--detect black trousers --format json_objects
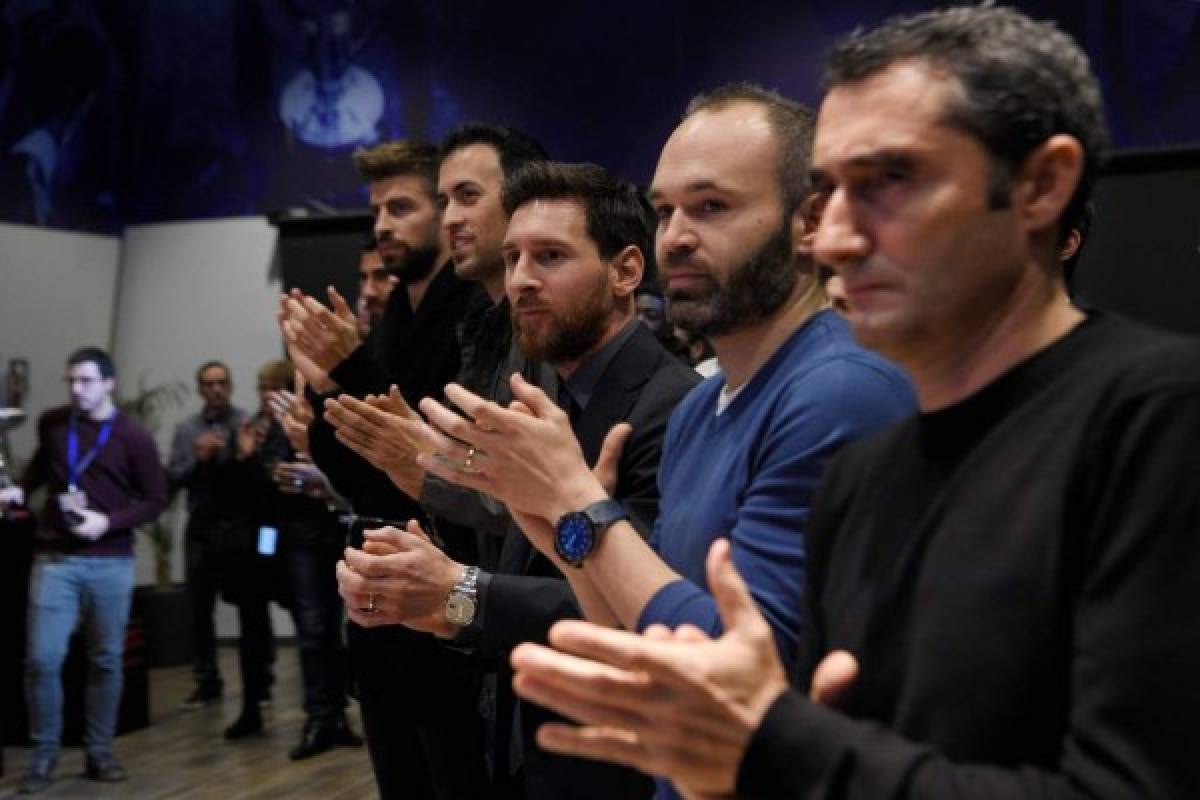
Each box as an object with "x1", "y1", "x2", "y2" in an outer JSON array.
[
  {"x1": 187, "y1": 521, "x2": 275, "y2": 694},
  {"x1": 185, "y1": 526, "x2": 224, "y2": 691},
  {"x1": 234, "y1": 597, "x2": 272, "y2": 710},
  {"x1": 349, "y1": 623, "x2": 490, "y2": 800},
  {"x1": 284, "y1": 540, "x2": 347, "y2": 723}
]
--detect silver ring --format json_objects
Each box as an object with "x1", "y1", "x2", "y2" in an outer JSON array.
[
  {"x1": 293, "y1": 477, "x2": 304, "y2": 488},
  {"x1": 360, "y1": 593, "x2": 378, "y2": 614},
  {"x1": 463, "y1": 445, "x2": 476, "y2": 471}
]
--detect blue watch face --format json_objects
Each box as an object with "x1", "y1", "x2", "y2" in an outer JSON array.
[{"x1": 556, "y1": 512, "x2": 594, "y2": 564}]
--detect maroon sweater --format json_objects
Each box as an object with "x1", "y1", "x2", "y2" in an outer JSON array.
[{"x1": 22, "y1": 406, "x2": 168, "y2": 556}]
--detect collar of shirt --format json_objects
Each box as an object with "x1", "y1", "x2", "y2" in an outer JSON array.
[{"x1": 561, "y1": 318, "x2": 640, "y2": 414}]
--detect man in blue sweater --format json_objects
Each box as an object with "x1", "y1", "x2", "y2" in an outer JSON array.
[{"x1": 417, "y1": 83, "x2": 914, "y2": 798}]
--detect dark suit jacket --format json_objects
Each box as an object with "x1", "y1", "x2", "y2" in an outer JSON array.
[{"x1": 476, "y1": 322, "x2": 700, "y2": 799}]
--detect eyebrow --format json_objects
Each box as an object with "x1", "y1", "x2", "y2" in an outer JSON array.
[
  {"x1": 810, "y1": 150, "x2": 918, "y2": 184},
  {"x1": 502, "y1": 236, "x2": 574, "y2": 251},
  {"x1": 647, "y1": 179, "x2": 732, "y2": 203}
]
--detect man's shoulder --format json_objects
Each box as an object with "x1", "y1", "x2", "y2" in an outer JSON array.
[
  {"x1": 171, "y1": 410, "x2": 205, "y2": 433},
  {"x1": 1074, "y1": 313, "x2": 1200, "y2": 392},
  {"x1": 36, "y1": 405, "x2": 72, "y2": 433},
  {"x1": 115, "y1": 410, "x2": 159, "y2": 444},
  {"x1": 617, "y1": 325, "x2": 702, "y2": 407}
]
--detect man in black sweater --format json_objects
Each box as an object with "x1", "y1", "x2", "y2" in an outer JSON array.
[
  {"x1": 506, "y1": 7, "x2": 1200, "y2": 798},
  {"x1": 278, "y1": 139, "x2": 486, "y2": 799}
]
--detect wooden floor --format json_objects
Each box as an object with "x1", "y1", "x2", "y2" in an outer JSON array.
[{"x1": 0, "y1": 645, "x2": 377, "y2": 799}]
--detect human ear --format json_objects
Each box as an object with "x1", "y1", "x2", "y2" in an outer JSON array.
[
  {"x1": 792, "y1": 192, "x2": 823, "y2": 259},
  {"x1": 1013, "y1": 134, "x2": 1084, "y2": 237},
  {"x1": 610, "y1": 244, "x2": 644, "y2": 298}
]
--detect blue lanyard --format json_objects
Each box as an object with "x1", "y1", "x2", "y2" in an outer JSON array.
[{"x1": 67, "y1": 414, "x2": 116, "y2": 490}]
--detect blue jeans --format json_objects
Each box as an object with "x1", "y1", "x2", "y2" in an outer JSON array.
[{"x1": 25, "y1": 554, "x2": 134, "y2": 762}]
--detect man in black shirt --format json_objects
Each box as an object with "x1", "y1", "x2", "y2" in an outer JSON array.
[
  {"x1": 277, "y1": 139, "x2": 484, "y2": 799},
  {"x1": 505, "y1": 7, "x2": 1200, "y2": 798}
]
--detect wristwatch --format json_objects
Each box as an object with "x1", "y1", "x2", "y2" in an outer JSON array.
[
  {"x1": 554, "y1": 499, "x2": 629, "y2": 568},
  {"x1": 445, "y1": 566, "x2": 480, "y2": 627}
]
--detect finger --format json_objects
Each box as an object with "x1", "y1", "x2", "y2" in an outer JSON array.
[
  {"x1": 324, "y1": 397, "x2": 380, "y2": 439},
  {"x1": 535, "y1": 723, "x2": 653, "y2": 776},
  {"x1": 294, "y1": 369, "x2": 307, "y2": 395},
  {"x1": 300, "y1": 294, "x2": 332, "y2": 320},
  {"x1": 336, "y1": 560, "x2": 370, "y2": 596},
  {"x1": 706, "y1": 538, "x2": 764, "y2": 636},
  {"x1": 347, "y1": 608, "x2": 385, "y2": 628},
  {"x1": 327, "y1": 285, "x2": 355, "y2": 322},
  {"x1": 387, "y1": 385, "x2": 419, "y2": 419},
  {"x1": 418, "y1": 396, "x2": 488, "y2": 446},
  {"x1": 809, "y1": 650, "x2": 859, "y2": 707},
  {"x1": 333, "y1": 428, "x2": 376, "y2": 462},
  {"x1": 405, "y1": 518, "x2": 433, "y2": 544},
  {"x1": 643, "y1": 624, "x2": 674, "y2": 641},
  {"x1": 340, "y1": 394, "x2": 407, "y2": 432},
  {"x1": 673, "y1": 624, "x2": 712, "y2": 643},
  {"x1": 363, "y1": 539, "x2": 405, "y2": 556},
  {"x1": 512, "y1": 667, "x2": 655, "y2": 733},
  {"x1": 342, "y1": 547, "x2": 393, "y2": 580},
  {"x1": 362, "y1": 526, "x2": 416, "y2": 551},
  {"x1": 593, "y1": 422, "x2": 633, "y2": 490},
  {"x1": 416, "y1": 450, "x2": 493, "y2": 494},
  {"x1": 285, "y1": 295, "x2": 312, "y2": 325},
  {"x1": 510, "y1": 373, "x2": 563, "y2": 418},
  {"x1": 545, "y1": 619, "x2": 676, "y2": 675},
  {"x1": 441, "y1": 383, "x2": 510, "y2": 430}
]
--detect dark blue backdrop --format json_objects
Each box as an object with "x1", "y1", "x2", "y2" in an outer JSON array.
[{"x1": 1, "y1": 0, "x2": 1197, "y2": 234}]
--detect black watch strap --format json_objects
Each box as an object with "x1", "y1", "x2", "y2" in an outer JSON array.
[{"x1": 583, "y1": 499, "x2": 628, "y2": 529}]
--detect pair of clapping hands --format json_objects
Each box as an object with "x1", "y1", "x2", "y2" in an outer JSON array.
[
  {"x1": 324, "y1": 372, "x2": 628, "y2": 559},
  {"x1": 276, "y1": 287, "x2": 359, "y2": 396},
  {"x1": 509, "y1": 538, "x2": 861, "y2": 800}
]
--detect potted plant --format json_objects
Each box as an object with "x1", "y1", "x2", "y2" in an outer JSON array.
[{"x1": 120, "y1": 375, "x2": 193, "y2": 667}]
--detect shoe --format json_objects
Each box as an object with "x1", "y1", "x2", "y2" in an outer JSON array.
[
  {"x1": 182, "y1": 684, "x2": 223, "y2": 710},
  {"x1": 331, "y1": 715, "x2": 363, "y2": 748},
  {"x1": 289, "y1": 719, "x2": 336, "y2": 760},
  {"x1": 224, "y1": 709, "x2": 265, "y2": 740},
  {"x1": 85, "y1": 753, "x2": 128, "y2": 783},
  {"x1": 289, "y1": 715, "x2": 363, "y2": 760},
  {"x1": 18, "y1": 757, "x2": 55, "y2": 794}
]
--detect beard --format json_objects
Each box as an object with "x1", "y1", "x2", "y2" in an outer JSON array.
[
  {"x1": 384, "y1": 239, "x2": 441, "y2": 285},
  {"x1": 512, "y1": 272, "x2": 613, "y2": 365},
  {"x1": 666, "y1": 218, "x2": 797, "y2": 337}
]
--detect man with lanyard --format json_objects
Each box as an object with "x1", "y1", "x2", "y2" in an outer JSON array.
[{"x1": 0, "y1": 347, "x2": 167, "y2": 795}]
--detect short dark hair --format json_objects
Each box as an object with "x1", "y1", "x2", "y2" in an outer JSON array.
[
  {"x1": 351, "y1": 140, "x2": 439, "y2": 192},
  {"x1": 67, "y1": 347, "x2": 115, "y2": 379},
  {"x1": 257, "y1": 359, "x2": 294, "y2": 391},
  {"x1": 685, "y1": 83, "x2": 816, "y2": 217},
  {"x1": 195, "y1": 360, "x2": 230, "y2": 383},
  {"x1": 440, "y1": 123, "x2": 548, "y2": 181},
  {"x1": 503, "y1": 162, "x2": 655, "y2": 272},
  {"x1": 825, "y1": 4, "x2": 1109, "y2": 237}
]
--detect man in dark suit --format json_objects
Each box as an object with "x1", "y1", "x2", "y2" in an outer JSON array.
[
  {"x1": 277, "y1": 139, "x2": 489, "y2": 798},
  {"x1": 334, "y1": 162, "x2": 699, "y2": 798}
]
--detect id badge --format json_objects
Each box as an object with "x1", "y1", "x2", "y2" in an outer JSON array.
[
  {"x1": 257, "y1": 525, "x2": 278, "y2": 556},
  {"x1": 57, "y1": 489, "x2": 88, "y2": 513}
]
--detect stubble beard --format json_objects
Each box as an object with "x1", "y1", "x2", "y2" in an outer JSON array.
[
  {"x1": 384, "y1": 236, "x2": 441, "y2": 285},
  {"x1": 512, "y1": 273, "x2": 614, "y2": 365},
  {"x1": 667, "y1": 221, "x2": 798, "y2": 338}
]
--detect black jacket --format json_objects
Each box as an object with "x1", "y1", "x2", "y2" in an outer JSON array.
[{"x1": 477, "y1": 323, "x2": 700, "y2": 799}]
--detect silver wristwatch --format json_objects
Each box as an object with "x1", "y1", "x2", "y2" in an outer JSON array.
[{"x1": 445, "y1": 566, "x2": 480, "y2": 627}]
